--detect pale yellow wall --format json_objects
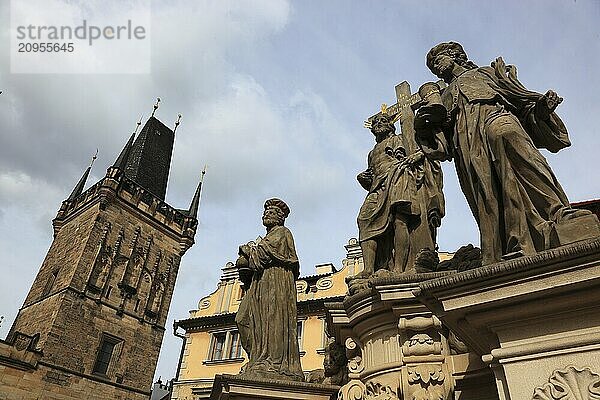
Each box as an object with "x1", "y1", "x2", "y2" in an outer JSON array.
[
  {"x1": 180, "y1": 329, "x2": 246, "y2": 380},
  {"x1": 179, "y1": 314, "x2": 327, "y2": 385},
  {"x1": 193, "y1": 280, "x2": 242, "y2": 318},
  {"x1": 299, "y1": 315, "x2": 326, "y2": 372}
]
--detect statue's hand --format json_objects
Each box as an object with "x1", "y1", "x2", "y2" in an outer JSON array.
[
  {"x1": 536, "y1": 90, "x2": 563, "y2": 120},
  {"x1": 405, "y1": 151, "x2": 424, "y2": 166},
  {"x1": 428, "y1": 209, "x2": 442, "y2": 228}
]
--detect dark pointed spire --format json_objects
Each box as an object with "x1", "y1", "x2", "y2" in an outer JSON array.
[
  {"x1": 113, "y1": 117, "x2": 142, "y2": 170},
  {"x1": 188, "y1": 166, "x2": 206, "y2": 219},
  {"x1": 67, "y1": 149, "x2": 98, "y2": 202}
]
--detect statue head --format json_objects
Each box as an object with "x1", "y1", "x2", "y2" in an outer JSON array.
[
  {"x1": 426, "y1": 41, "x2": 477, "y2": 80},
  {"x1": 369, "y1": 113, "x2": 396, "y2": 141},
  {"x1": 262, "y1": 198, "x2": 290, "y2": 229},
  {"x1": 324, "y1": 341, "x2": 347, "y2": 377}
]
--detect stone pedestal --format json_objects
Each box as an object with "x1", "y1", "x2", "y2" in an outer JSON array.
[
  {"x1": 209, "y1": 374, "x2": 339, "y2": 400},
  {"x1": 326, "y1": 272, "x2": 497, "y2": 400},
  {"x1": 416, "y1": 237, "x2": 600, "y2": 400}
]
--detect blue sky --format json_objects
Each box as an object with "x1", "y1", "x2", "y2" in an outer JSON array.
[{"x1": 1, "y1": 0, "x2": 600, "y2": 386}]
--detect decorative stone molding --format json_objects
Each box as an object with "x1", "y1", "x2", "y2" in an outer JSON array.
[
  {"x1": 398, "y1": 316, "x2": 442, "y2": 332},
  {"x1": 398, "y1": 315, "x2": 443, "y2": 357},
  {"x1": 87, "y1": 223, "x2": 113, "y2": 292},
  {"x1": 405, "y1": 364, "x2": 448, "y2": 400},
  {"x1": 338, "y1": 380, "x2": 367, "y2": 400},
  {"x1": 198, "y1": 297, "x2": 211, "y2": 310},
  {"x1": 447, "y1": 331, "x2": 468, "y2": 355},
  {"x1": 403, "y1": 334, "x2": 441, "y2": 357},
  {"x1": 532, "y1": 365, "x2": 600, "y2": 400},
  {"x1": 338, "y1": 338, "x2": 367, "y2": 400},
  {"x1": 296, "y1": 280, "x2": 308, "y2": 294},
  {"x1": 419, "y1": 237, "x2": 600, "y2": 293},
  {"x1": 346, "y1": 337, "x2": 365, "y2": 375},
  {"x1": 317, "y1": 276, "x2": 334, "y2": 290}
]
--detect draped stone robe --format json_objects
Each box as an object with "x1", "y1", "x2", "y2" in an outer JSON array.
[
  {"x1": 418, "y1": 58, "x2": 574, "y2": 265},
  {"x1": 235, "y1": 225, "x2": 304, "y2": 381}
]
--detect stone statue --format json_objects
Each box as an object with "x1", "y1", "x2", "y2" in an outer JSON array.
[
  {"x1": 414, "y1": 41, "x2": 598, "y2": 265},
  {"x1": 234, "y1": 198, "x2": 304, "y2": 381},
  {"x1": 356, "y1": 108, "x2": 441, "y2": 277},
  {"x1": 323, "y1": 340, "x2": 348, "y2": 386}
]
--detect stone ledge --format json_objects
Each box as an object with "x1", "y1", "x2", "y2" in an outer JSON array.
[{"x1": 210, "y1": 374, "x2": 339, "y2": 400}]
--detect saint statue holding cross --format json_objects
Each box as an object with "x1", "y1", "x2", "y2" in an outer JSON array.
[{"x1": 356, "y1": 88, "x2": 445, "y2": 277}]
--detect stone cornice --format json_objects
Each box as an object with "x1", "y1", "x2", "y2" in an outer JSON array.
[
  {"x1": 177, "y1": 296, "x2": 344, "y2": 332},
  {"x1": 417, "y1": 237, "x2": 600, "y2": 295}
]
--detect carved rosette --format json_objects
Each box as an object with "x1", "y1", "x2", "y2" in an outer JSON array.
[{"x1": 532, "y1": 365, "x2": 600, "y2": 400}]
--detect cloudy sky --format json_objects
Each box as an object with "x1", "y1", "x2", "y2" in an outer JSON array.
[{"x1": 1, "y1": 0, "x2": 599, "y2": 386}]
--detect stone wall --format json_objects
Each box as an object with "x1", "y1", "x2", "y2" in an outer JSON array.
[{"x1": 0, "y1": 361, "x2": 150, "y2": 400}]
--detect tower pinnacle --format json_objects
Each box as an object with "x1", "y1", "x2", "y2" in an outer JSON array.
[
  {"x1": 112, "y1": 118, "x2": 141, "y2": 170},
  {"x1": 66, "y1": 149, "x2": 98, "y2": 202},
  {"x1": 188, "y1": 166, "x2": 206, "y2": 219}
]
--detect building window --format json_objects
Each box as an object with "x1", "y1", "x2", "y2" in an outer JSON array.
[
  {"x1": 317, "y1": 317, "x2": 328, "y2": 355},
  {"x1": 209, "y1": 332, "x2": 226, "y2": 361},
  {"x1": 93, "y1": 335, "x2": 121, "y2": 376},
  {"x1": 227, "y1": 331, "x2": 243, "y2": 359}
]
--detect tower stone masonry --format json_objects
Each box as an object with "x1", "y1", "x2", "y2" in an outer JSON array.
[{"x1": 0, "y1": 115, "x2": 202, "y2": 400}]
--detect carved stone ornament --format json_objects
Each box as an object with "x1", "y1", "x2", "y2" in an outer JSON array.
[
  {"x1": 296, "y1": 280, "x2": 308, "y2": 294},
  {"x1": 198, "y1": 297, "x2": 211, "y2": 310},
  {"x1": 317, "y1": 276, "x2": 334, "y2": 290},
  {"x1": 14, "y1": 334, "x2": 31, "y2": 351},
  {"x1": 407, "y1": 364, "x2": 446, "y2": 400},
  {"x1": 532, "y1": 365, "x2": 600, "y2": 400},
  {"x1": 365, "y1": 381, "x2": 399, "y2": 400},
  {"x1": 403, "y1": 333, "x2": 441, "y2": 357},
  {"x1": 338, "y1": 380, "x2": 367, "y2": 400},
  {"x1": 324, "y1": 341, "x2": 348, "y2": 386},
  {"x1": 346, "y1": 337, "x2": 365, "y2": 374},
  {"x1": 338, "y1": 338, "x2": 367, "y2": 400}
]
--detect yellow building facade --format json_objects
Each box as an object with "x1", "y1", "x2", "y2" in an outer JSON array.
[{"x1": 170, "y1": 238, "x2": 451, "y2": 399}]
